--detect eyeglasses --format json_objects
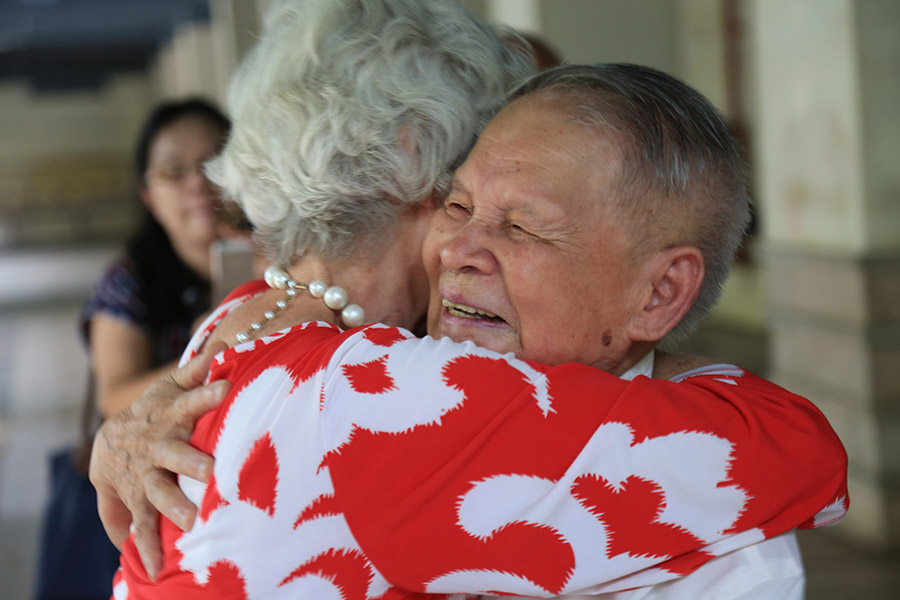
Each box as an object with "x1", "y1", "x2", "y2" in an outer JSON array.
[{"x1": 146, "y1": 162, "x2": 210, "y2": 184}]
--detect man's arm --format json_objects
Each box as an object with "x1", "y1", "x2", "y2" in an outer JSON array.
[
  {"x1": 97, "y1": 324, "x2": 848, "y2": 593},
  {"x1": 319, "y1": 328, "x2": 848, "y2": 595},
  {"x1": 89, "y1": 343, "x2": 229, "y2": 580}
]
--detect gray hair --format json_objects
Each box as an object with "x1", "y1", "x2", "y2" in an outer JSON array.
[
  {"x1": 509, "y1": 63, "x2": 752, "y2": 345},
  {"x1": 207, "y1": 0, "x2": 535, "y2": 265}
]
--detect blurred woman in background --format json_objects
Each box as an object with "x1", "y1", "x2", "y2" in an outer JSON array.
[
  {"x1": 83, "y1": 98, "x2": 231, "y2": 419},
  {"x1": 34, "y1": 98, "x2": 231, "y2": 600}
]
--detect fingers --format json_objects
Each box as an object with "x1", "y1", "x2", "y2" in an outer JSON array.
[
  {"x1": 169, "y1": 379, "x2": 230, "y2": 424},
  {"x1": 146, "y1": 380, "x2": 226, "y2": 482},
  {"x1": 150, "y1": 437, "x2": 213, "y2": 483},
  {"x1": 144, "y1": 469, "x2": 198, "y2": 532},
  {"x1": 90, "y1": 425, "x2": 133, "y2": 549},
  {"x1": 90, "y1": 342, "x2": 231, "y2": 583},
  {"x1": 171, "y1": 341, "x2": 229, "y2": 389},
  {"x1": 96, "y1": 492, "x2": 134, "y2": 551},
  {"x1": 130, "y1": 499, "x2": 163, "y2": 582}
]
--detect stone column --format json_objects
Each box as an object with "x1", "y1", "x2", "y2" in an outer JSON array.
[
  {"x1": 208, "y1": 0, "x2": 266, "y2": 90},
  {"x1": 750, "y1": 0, "x2": 900, "y2": 551},
  {"x1": 485, "y1": 0, "x2": 541, "y2": 33}
]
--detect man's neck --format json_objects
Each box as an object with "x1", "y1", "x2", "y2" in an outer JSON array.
[{"x1": 652, "y1": 351, "x2": 721, "y2": 380}]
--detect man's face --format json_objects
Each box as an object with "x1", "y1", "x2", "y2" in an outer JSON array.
[{"x1": 424, "y1": 95, "x2": 654, "y2": 375}]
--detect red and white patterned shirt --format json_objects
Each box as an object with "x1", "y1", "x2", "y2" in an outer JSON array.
[{"x1": 112, "y1": 281, "x2": 848, "y2": 599}]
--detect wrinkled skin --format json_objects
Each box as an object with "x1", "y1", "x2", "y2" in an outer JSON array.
[{"x1": 89, "y1": 343, "x2": 229, "y2": 580}]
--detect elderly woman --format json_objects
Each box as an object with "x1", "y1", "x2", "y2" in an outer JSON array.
[
  {"x1": 105, "y1": 0, "x2": 533, "y2": 594},
  {"x1": 96, "y1": 2, "x2": 848, "y2": 599}
]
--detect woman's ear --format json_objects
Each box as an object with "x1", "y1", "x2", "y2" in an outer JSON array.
[{"x1": 629, "y1": 245, "x2": 704, "y2": 342}]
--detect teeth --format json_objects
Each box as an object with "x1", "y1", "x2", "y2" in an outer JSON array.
[{"x1": 442, "y1": 298, "x2": 500, "y2": 319}]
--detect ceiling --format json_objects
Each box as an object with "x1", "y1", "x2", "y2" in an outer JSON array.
[{"x1": 0, "y1": 0, "x2": 210, "y2": 92}]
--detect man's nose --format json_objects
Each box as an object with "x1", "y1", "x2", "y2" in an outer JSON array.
[{"x1": 439, "y1": 220, "x2": 497, "y2": 275}]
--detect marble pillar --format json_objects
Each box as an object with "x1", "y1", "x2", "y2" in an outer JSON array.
[{"x1": 751, "y1": 0, "x2": 900, "y2": 551}]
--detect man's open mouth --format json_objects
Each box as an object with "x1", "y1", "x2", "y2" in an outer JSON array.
[{"x1": 442, "y1": 298, "x2": 504, "y2": 322}]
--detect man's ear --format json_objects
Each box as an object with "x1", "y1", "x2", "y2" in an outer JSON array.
[{"x1": 629, "y1": 245, "x2": 704, "y2": 342}]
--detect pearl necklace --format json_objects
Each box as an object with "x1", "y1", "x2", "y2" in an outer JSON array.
[{"x1": 235, "y1": 265, "x2": 366, "y2": 343}]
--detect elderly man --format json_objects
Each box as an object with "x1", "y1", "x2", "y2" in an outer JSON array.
[{"x1": 92, "y1": 64, "x2": 847, "y2": 599}]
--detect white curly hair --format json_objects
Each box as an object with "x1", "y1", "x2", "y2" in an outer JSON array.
[{"x1": 206, "y1": 0, "x2": 536, "y2": 265}]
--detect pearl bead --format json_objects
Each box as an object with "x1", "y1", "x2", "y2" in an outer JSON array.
[
  {"x1": 263, "y1": 266, "x2": 277, "y2": 288},
  {"x1": 341, "y1": 304, "x2": 366, "y2": 328},
  {"x1": 308, "y1": 280, "x2": 327, "y2": 298},
  {"x1": 251, "y1": 268, "x2": 366, "y2": 338},
  {"x1": 264, "y1": 265, "x2": 290, "y2": 289},
  {"x1": 236, "y1": 332, "x2": 249, "y2": 343},
  {"x1": 323, "y1": 286, "x2": 349, "y2": 310}
]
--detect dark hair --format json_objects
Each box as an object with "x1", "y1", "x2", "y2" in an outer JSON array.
[
  {"x1": 127, "y1": 97, "x2": 230, "y2": 334},
  {"x1": 75, "y1": 99, "x2": 231, "y2": 472},
  {"x1": 134, "y1": 97, "x2": 231, "y2": 178},
  {"x1": 508, "y1": 63, "x2": 751, "y2": 343}
]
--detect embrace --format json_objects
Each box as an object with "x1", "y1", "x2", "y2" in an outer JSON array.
[{"x1": 90, "y1": 1, "x2": 848, "y2": 599}]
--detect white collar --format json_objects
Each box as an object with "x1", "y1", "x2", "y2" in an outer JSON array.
[{"x1": 619, "y1": 351, "x2": 655, "y2": 381}]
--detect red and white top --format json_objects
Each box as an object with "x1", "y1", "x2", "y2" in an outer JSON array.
[{"x1": 112, "y1": 281, "x2": 848, "y2": 599}]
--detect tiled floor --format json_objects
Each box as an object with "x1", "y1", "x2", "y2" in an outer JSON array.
[{"x1": 1, "y1": 246, "x2": 897, "y2": 599}]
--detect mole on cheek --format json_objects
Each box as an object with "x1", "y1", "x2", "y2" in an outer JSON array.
[{"x1": 601, "y1": 331, "x2": 612, "y2": 346}]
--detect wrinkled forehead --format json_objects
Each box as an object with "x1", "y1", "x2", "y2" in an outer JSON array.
[
  {"x1": 497, "y1": 92, "x2": 632, "y2": 177},
  {"x1": 509, "y1": 88, "x2": 630, "y2": 137},
  {"x1": 488, "y1": 94, "x2": 635, "y2": 199},
  {"x1": 453, "y1": 98, "x2": 650, "y2": 247},
  {"x1": 484, "y1": 92, "x2": 626, "y2": 157},
  {"x1": 486, "y1": 92, "x2": 675, "y2": 255}
]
